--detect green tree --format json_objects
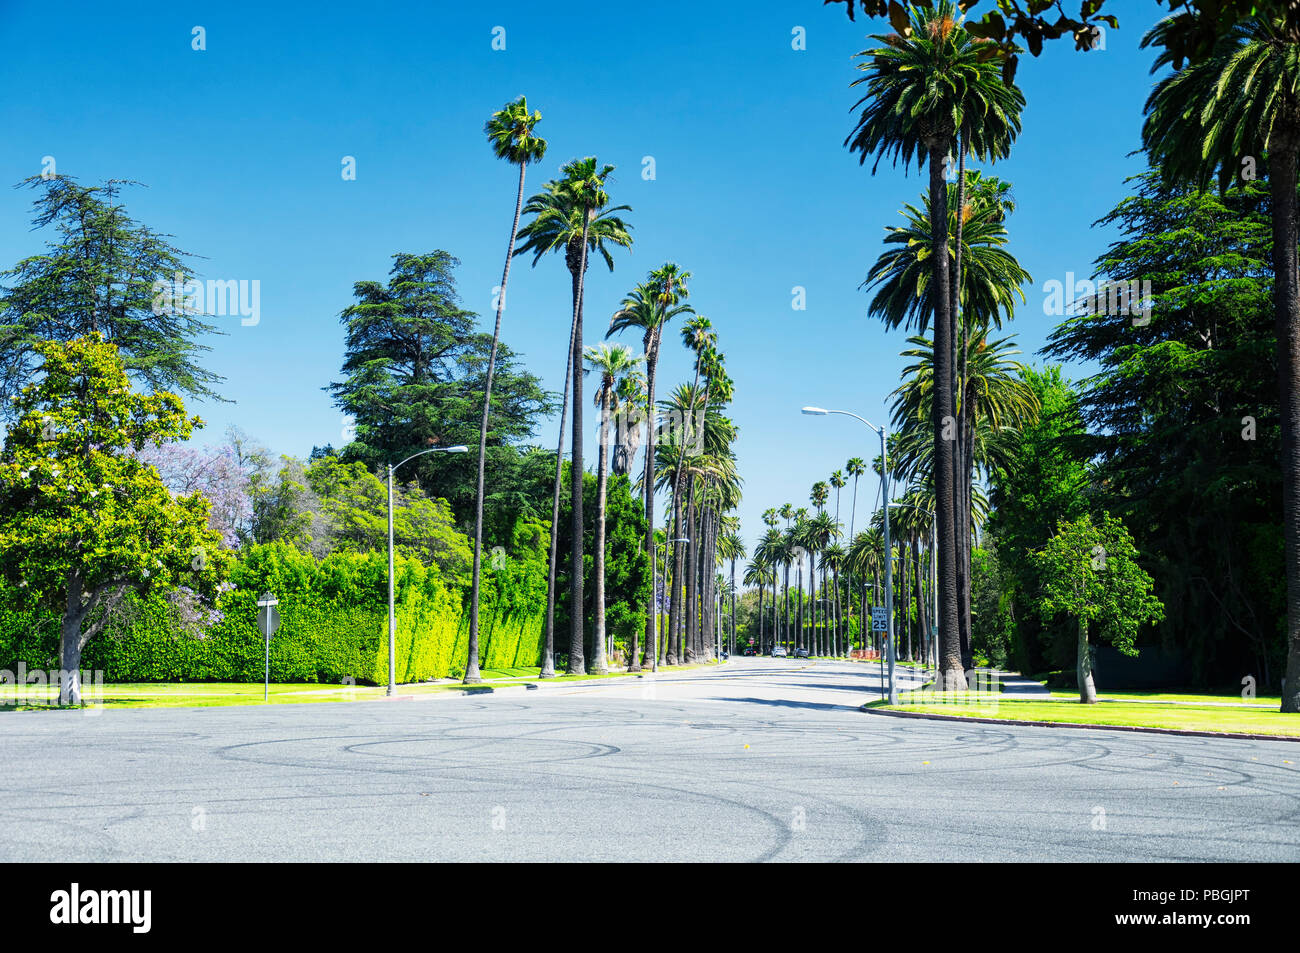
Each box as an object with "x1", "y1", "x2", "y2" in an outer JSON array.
[
  {"x1": 0, "y1": 336, "x2": 227, "y2": 704},
  {"x1": 467, "y1": 96, "x2": 548, "y2": 684},
  {"x1": 1142, "y1": 9, "x2": 1300, "y2": 712},
  {"x1": 1043, "y1": 172, "x2": 1283, "y2": 687},
  {"x1": 1031, "y1": 513, "x2": 1165, "y2": 704},
  {"x1": 0, "y1": 176, "x2": 222, "y2": 417},
  {"x1": 328, "y1": 250, "x2": 551, "y2": 532}
]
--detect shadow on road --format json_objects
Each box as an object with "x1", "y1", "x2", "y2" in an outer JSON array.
[{"x1": 710, "y1": 696, "x2": 865, "y2": 713}]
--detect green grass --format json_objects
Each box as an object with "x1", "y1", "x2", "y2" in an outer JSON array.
[
  {"x1": 1046, "y1": 688, "x2": 1282, "y2": 706},
  {"x1": 872, "y1": 695, "x2": 1300, "y2": 738},
  {"x1": 0, "y1": 663, "x2": 678, "y2": 711}
]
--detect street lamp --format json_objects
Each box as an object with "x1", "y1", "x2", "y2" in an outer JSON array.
[
  {"x1": 802, "y1": 406, "x2": 897, "y2": 705},
  {"x1": 387, "y1": 445, "x2": 468, "y2": 696}
]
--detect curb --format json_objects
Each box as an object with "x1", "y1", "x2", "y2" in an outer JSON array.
[{"x1": 860, "y1": 705, "x2": 1300, "y2": 743}]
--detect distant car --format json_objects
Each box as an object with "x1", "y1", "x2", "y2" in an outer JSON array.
[
  {"x1": 742, "y1": 646, "x2": 758, "y2": 657},
  {"x1": 794, "y1": 647, "x2": 811, "y2": 659},
  {"x1": 771, "y1": 646, "x2": 788, "y2": 657}
]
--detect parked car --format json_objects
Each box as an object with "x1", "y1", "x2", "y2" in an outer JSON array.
[
  {"x1": 794, "y1": 647, "x2": 811, "y2": 659},
  {"x1": 771, "y1": 646, "x2": 788, "y2": 657}
]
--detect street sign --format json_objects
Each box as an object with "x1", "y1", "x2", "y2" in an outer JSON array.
[
  {"x1": 257, "y1": 593, "x2": 279, "y2": 703},
  {"x1": 871, "y1": 606, "x2": 888, "y2": 632},
  {"x1": 257, "y1": 593, "x2": 281, "y2": 642}
]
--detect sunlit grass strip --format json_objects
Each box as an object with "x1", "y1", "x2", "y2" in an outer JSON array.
[
  {"x1": 0, "y1": 665, "x2": 659, "y2": 710},
  {"x1": 871, "y1": 697, "x2": 1300, "y2": 738}
]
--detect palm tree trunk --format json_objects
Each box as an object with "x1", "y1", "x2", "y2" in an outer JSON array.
[
  {"x1": 591, "y1": 384, "x2": 611, "y2": 674},
  {"x1": 685, "y1": 480, "x2": 698, "y2": 663},
  {"x1": 539, "y1": 266, "x2": 583, "y2": 680},
  {"x1": 466, "y1": 160, "x2": 527, "y2": 685},
  {"x1": 633, "y1": 340, "x2": 658, "y2": 673},
  {"x1": 1273, "y1": 136, "x2": 1300, "y2": 713},
  {"x1": 929, "y1": 141, "x2": 965, "y2": 691},
  {"x1": 666, "y1": 493, "x2": 682, "y2": 665},
  {"x1": 568, "y1": 224, "x2": 591, "y2": 675}
]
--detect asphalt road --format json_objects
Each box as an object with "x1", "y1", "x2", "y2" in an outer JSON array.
[{"x1": 2, "y1": 658, "x2": 1297, "y2": 862}]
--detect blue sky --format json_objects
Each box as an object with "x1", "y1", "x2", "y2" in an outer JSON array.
[{"x1": 0, "y1": 0, "x2": 1169, "y2": 549}]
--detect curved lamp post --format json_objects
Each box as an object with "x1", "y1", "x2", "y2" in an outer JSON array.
[
  {"x1": 387, "y1": 445, "x2": 468, "y2": 696},
  {"x1": 801, "y1": 406, "x2": 897, "y2": 705}
]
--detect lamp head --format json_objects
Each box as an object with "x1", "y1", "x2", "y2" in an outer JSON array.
[
  {"x1": 801, "y1": 406, "x2": 828, "y2": 416},
  {"x1": 446, "y1": 446, "x2": 469, "y2": 453}
]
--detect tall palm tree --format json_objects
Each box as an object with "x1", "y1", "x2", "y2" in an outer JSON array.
[
  {"x1": 585, "y1": 342, "x2": 642, "y2": 674},
  {"x1": 847, "y1": 0, "x2": 1024, "y2": 690},
  {"x1": 718, "y1": 527, "x2": 745, "y2": 655},
  {"x1": 1142, "y1": 8, "x2": 1300, "y2": 712},
  {"x1": 466, "y1": 96, "x2": 546, "y2": 685},
  {"x1": 744, "y1": 558, "x2": 776, "y2": 652},
  {"x1": 754, "y1": 527, "x2": 784, "y2": 651},
  {"x1": 608, "y1": 266, "x2": 694, "y2": 670},
  {"x1": 515, "y1": 160, "x2": 631, "y2": 676},
  {"x1": 867, "y1": 177, "x2": 1030, "y2": 668}
]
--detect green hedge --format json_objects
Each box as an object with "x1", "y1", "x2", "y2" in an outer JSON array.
[{"x1": 0, "y1": 540, "x2": 547, "y2": 684}]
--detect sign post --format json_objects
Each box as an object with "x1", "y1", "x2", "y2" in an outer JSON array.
[
  {"x1": 257, "y1": 593, "x2": 281, "y2": 703},
  {"x1": 871, "y1": 606, "x2": 888, "y2": 701}
]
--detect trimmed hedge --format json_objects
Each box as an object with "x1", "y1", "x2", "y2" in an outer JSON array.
[{"x1": 0, "y1": 540, "x2": 547, "y2": 684}]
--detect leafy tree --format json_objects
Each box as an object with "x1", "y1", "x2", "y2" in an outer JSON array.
[
  {"x1": 551, "y1": 467, "x2": 650, "y2": 667},
  {"x1": 986, "y1": 365, "x2": 1091, "y2": 674},
  {"x1": 328, "y1": 251, "x2": 552, "y2": 536},
  {"x1": 1043, "y1": 173, "x2": 1283, "y2": 687},
  {"x1": 0, "y1": 176, "x2": 222, "y2": 418},
  {"x1": 1141, "y1": 10, "x2": 1300, "y2": 712},
  {"x1": 0, "y1": 336, "x2": 227, "y2": 704},
  {"x1": 467, "y1": 96, "x2": 548, "y2": 685},
  {"x1": 1031, "y1": 513, "x2": 1165, "y2": 703}
]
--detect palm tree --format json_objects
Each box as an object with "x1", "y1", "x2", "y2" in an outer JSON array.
[
  {"x1": 849, "y1": 527, "x2": 886, "y2": 652},
  {"x1": 867, "y1": 177, "x2": 1030, "y2": 670},
  {"x1": 744, "y1": 558, "x2": 776, "y2": 652},
  {"x1": 718, "y1": 528, "x2": 745, "y2": 655},
  {"x1": 754, "y1": 527, "x2": 784, "y2": 651},
  {"x1": 515, "y1": 159, "x2": 631, "y2": 676},
  {"x1": 847, "y1": 0, "x2": 1023, "y2": 690},
  {"x1": 823, "y1": 542, "x2": 847, "y2": 656},
  {"x1": 585, "y1": 342, "x2": 642, "y2": 673},
  {"x1": 466, "y1": 96, "x2": 546, "y2": 685},
  {"x1": 611, "y1": 370, "x2": 646, "y2": 478},
  {"x1": 1142, "y1": 9, "x2": 1300, "y2": 713},
  {"x1": 608, "y1": 266, "x2": 694, "y2": 670}
]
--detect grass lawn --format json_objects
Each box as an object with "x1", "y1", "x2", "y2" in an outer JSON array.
[
  {"x1": 871, "y1": 695, "x2": 1300, "y2": 738},
  {"x1": 1047, "y1": 689, "x2": 1282, "y2": 706},
  {"x1": 0, "y1": 662, "x2": 693, "y2": 711}
]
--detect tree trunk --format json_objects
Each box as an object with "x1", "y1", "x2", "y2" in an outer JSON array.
[
  {"x1": 666, "y1": 493, "x2": 682, "y2": 665},
  {"x1": 927, "y1": 141, "x2": 965, "y2": 691},
  {"x1": 1077, "y1": 617, "x2": 1097, "y2": 704},
  {"x1": 1273, "y1": 136, "x2": 1300, "y2": 713},
  {"x1": 633, "y1": 341, "x2": 658, "y2": 673},
  {"x1": 591, "y1": 385, "x2": 611, "y2": 674},
  {"x1": 568, "y1": 223, "x2": 591, "y2": 675},
  {"x1": 58, "y1": 581, "x2": 88, "y2": 706},
  {"x1": 466, "y1": 161, "x2": 528, "y2": 685},
  {"x1": 539, "y1": 345, "x2": 574, "y2": 679},
  {"x1": 685, "y1": 481, "x2": 698, "y2": 663}
]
